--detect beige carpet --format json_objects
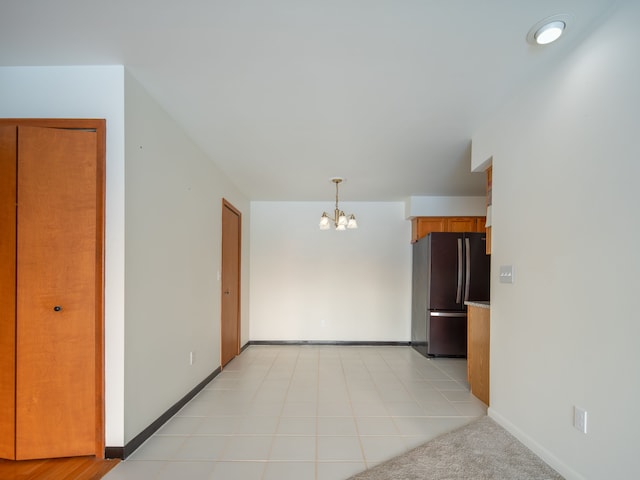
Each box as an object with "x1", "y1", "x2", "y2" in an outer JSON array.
[{"x1": 348, "y1": 416, "x2": 563, "y2": 480}]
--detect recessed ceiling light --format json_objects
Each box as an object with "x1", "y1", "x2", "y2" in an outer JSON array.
[
  {"x1": 526, "y1": 14, "x2": 571, "y2": 46},
  {"x1": 534, "y1": 21, "x2": 565, "y2": 44}
]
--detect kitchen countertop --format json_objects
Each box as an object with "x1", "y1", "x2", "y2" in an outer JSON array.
[{"x1": 464, "y1": 301, "x2": 490, "y2": 309}]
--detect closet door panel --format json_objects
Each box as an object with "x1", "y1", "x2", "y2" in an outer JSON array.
[
  {"x1": 15, "y1": 126, "x2": 97, "y2": 459},
  {"x1": 0, "y1": 126, "x2": 17, "y2": 458}
]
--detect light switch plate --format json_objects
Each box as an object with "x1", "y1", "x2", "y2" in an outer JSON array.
[
  {"x1": 499, "y1": 265, "x2": 514, "y2": 284},
  {"x1": 574, "y1": 406, "x2": 588, "y2": 434}
]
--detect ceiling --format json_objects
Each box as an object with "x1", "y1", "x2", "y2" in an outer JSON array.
[{"x1": 0, "y1": 0, "x2": 617, "y2": 201}]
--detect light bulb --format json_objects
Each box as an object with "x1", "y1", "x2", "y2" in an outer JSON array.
[
  {"x1": 535, "y1": 21, "x2": 565, "y2": 45},
  {"x1": 319, "y1": 213, "x2": 330, "y2": 230}
]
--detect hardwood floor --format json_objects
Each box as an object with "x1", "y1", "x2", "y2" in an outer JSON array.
[{"x1": 0, "y1": 456, "x2": 120, "y2": 480}]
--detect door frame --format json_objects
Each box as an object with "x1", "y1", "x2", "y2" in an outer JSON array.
[
  {"x1": 220, "y1": 198, "x2": 241, "y2": 367},
  {"x1": 0, "y1": 118, "x2": 106, "y2": 458}
]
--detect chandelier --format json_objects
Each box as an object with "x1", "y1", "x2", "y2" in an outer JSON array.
[{"x1": 319, "y1": 177, "x2": 358, "y2": 231}]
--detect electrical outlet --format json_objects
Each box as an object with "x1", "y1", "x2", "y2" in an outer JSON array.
[
  {"x1": 574, "y1": 406, "x2": 587, "y2": 434},
  {"x1": 190, "y1": 351, "x2": 195, "y2": 365}
]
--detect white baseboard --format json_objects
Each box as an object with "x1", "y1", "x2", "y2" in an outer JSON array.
[{"x1": 488, "y1": 407, "x2": 584, "y2": 480}]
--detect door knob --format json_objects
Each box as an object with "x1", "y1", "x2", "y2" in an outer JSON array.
[
  {"x1": 224, "y1": 290, "x2": 230, "y2": 295},
  {"x1": 53, "y1": 306, "x2": 62, "y2": 312}
]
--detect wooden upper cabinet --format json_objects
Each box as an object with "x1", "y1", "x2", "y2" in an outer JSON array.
[
  {"x1": 412, "y1": 217, "x2": 446, "y2": 241},
  {"x1": 411, "y1": 216, "x2": 486, "y2": 243},
  {"x1": 447, "y1": 217, "x2": 477, "y2": 233}
]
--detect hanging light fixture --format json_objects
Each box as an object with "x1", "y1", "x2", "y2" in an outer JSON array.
[{"x1": 319, "y1": 177, "x2": 358, "y2": 231}]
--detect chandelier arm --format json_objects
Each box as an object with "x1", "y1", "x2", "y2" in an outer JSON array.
[{"x1": 322, "y1": 211, "x2": 339, "y2": 222}]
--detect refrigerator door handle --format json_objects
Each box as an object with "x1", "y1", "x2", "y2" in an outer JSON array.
[
  {"x1": 465, "y1": 237, "x2": 471, "y2": 301},
  {"x1": 430, "y1": 312, "x2": 467, "y2": 317},
  {"x1": 456, "y1": 238, "x2": 463, "y2": 304}
]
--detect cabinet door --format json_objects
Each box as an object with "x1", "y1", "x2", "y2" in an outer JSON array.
[
  {"x1": 447, "y1": 217, "x2": 476, "y2": 232},
  {"x1": 468, "y1": 306, "x2": 490, "y2": 405},
  {"x1": 16, "y1": 126, "x2": 98, "y2": 460},
  {"x1": 412, "y1": 217, "x2": 446, "y2": 242}
]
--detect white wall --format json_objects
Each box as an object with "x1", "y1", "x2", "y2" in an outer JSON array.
[
  {"x1": 0, "y1": 66, "x2": 252, "y2": 449},
  {"x1": 472, "y1": 1, "x2": 640, "y2": 478},
  {"x1": 123, "y1": 71, "x2": 250, "y2": 443},
  {"x1": 405, "y1": 195, "x2": 486, "y2": 218},
  {"x1": 250, "y1": 201, "x2": 411, "y2": 341},
  {"x1": 0, "y1": 65, "x2": 127, "y2": 446}
]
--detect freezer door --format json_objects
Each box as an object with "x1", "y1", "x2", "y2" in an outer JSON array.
[{"x1": 426, "y1": 312, "x2": 467, "y2": 357}]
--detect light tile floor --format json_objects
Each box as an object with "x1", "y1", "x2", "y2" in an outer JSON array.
[{"x1": 105, "y1": 345, "x2": 487, "y2": 480}]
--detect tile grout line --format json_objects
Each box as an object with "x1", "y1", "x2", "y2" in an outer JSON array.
[
  {"x1": 373, "y1": 348, "x2": 418, "y2": 459},
  {"x1": 315, "y1": 347, "x2": 320, "y2": 480},
  {"x1": 344, "y1": 349, "x2": 369, "y2": 469},
  {"x1": 261, "y1": 346, "x2": 303, "y2": 480}
]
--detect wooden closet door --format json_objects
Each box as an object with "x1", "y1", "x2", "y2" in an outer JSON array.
[
  {"x1": 0, "y1": 126, "x2": 17, "y2": 459},
  {"x1": 220, "y1": 199, "x2": 241, "y2": 368},
  {"x1": 15, "y1": 126, "x2": 97, "y2": 459}
]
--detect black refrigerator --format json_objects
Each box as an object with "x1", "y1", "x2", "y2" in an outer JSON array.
[{"x1": 411, "y1": 232, "x2": 490, "y2": 357}]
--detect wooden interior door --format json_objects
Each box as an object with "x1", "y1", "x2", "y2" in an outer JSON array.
[
  {"x1": 15, "y1": 125, "x2": 99, "y2": 460},
  {"x1": 220, "y1": 199, "x2": 241, "y2": 368}
]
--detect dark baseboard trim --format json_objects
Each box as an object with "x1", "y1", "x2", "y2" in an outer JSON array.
[
  {"x1": 247, "y1": 340, "x2": 411, "y2": 347},
  {"x1": 104, "y1": 446, "x2": 125, "y2": 459},
  {"x1": 105, "y1": 367, "x2": 222, "y2": 459}
]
